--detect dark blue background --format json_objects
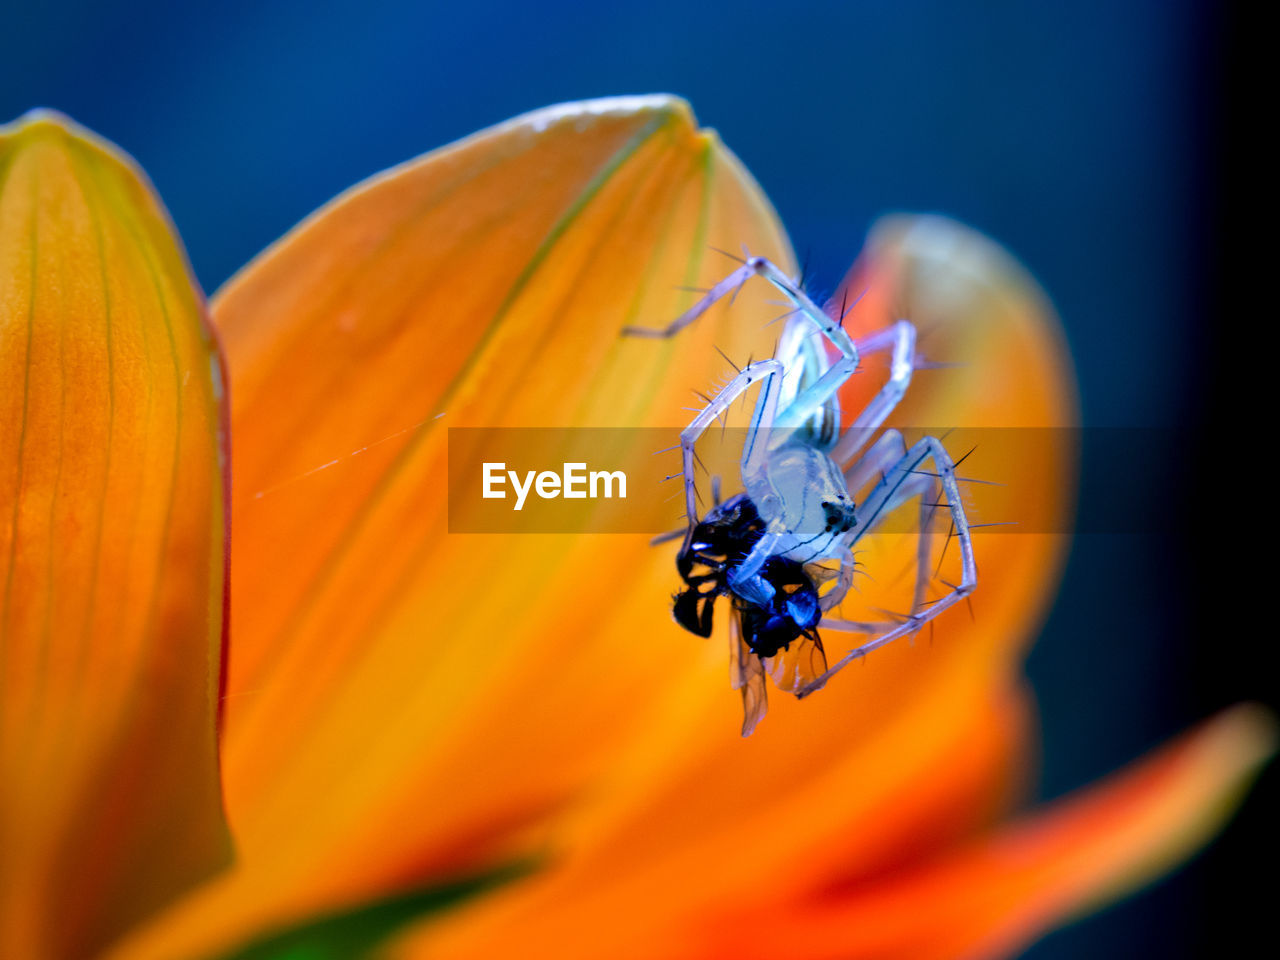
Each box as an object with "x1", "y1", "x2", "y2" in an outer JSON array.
[{"x1": 4, "y1": 1, "x2": 1251, "y2": 956}]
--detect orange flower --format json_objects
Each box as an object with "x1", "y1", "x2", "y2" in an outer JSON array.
[{"x1": 0, "y1": 96, "x2": 1271, "y2": 960}]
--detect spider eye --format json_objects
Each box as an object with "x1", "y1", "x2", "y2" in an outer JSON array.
[{"x1": 821, "y1": 499, "x2": 857, "y2": 533}]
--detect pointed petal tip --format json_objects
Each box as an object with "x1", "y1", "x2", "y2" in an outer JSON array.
[
  {"x1": 3, "y1": 108, "x2": 132, "y2": 167},
  {"x1": 1145, "y1": 700, "x2": 1276, "y2": 850},
  {"x1": 516, "y1": 94, "x2": 695, "y2": 126},
  {"x1": 1, "y1": 109, "x2": 205, "y2": 308},
  {"x1": 2, "y1": 106, "x2": 81, "y2": 136},
  {"x1": 485, "y1": 95, "x2": 706, "y2": 154},
  {"x1": 1201, "y1": 701, "x2": 1276, "y2": 769},
  {"x1": 1050, "y1": 702, "x2": 1276, "y2": 938},
  {"x1": 1, "y1": 107, "x2": 63, "y2": 135}
]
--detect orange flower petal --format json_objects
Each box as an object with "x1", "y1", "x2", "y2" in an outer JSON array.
[
  {"x1": 697, "y1": 704, "x2": 1275, "y2": 960},
  {"x1": 387, "y1": 682, "x2": 1034, "y2": 960},
  {"x1": 111, "y1": 96, "x2": 795, "y2": 959},
  {"x1": 0, "y1": 112, "x2": 230, "y2": 959}
]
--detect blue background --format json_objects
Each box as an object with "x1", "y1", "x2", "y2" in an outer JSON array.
[{"x1": 4, "y1": 1, "x2": 1251, "y2": 955}]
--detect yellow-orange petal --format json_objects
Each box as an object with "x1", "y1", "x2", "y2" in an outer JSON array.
[
  {"x1": 0, "y1": 112, "x2": 230, "y2": 958},
  {"x1": 108, "y1": 96, "x2": 795, "y2": 960},
  {"x1": 695, "y1": 704, "x2": 1275, "y2": 960}
]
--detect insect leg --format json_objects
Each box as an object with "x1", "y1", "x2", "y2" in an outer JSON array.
[
  {"x1": 798, "y1": 436, "x2": 976, "y2": 697},
  {"x1": 726, "y1": 530, "x2": 786, "y2": 607}
]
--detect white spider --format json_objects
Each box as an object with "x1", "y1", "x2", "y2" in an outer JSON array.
[{"x1": 625, "y1": 252, "x2": 976, "y2": 734}]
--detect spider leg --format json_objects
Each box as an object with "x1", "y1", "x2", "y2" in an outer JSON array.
[
  {"x1": 624, "y1": 254, "x2": 869, "y2": 456},
  {"x1": 746, "y1": 257, "x2": 866, "y2": 448},
  {"x1": 749, "y1": 256, "x2": 859, "y2": 359},
  {"x1": 818, "y1": 460, "x2": 936, "y2": 615},
  {"x1": 818, "y1": 615, "x2": 902, "y2": 634},
  {"x1": 843, "y1": 428, "x2": 907, "y2": 496},
  {"x1": 843, "y1": 430, "x2": 940, "y2": 613},
  {"x1": 679, "y1": 359, "x2": 784, "y2": 526},
  {"x1": 830, "y1": 320, "x2": 917, "y2": 463},
  {"x1": 771, "y1": 351, "x2": 858, "y2": 438},
  {"x1": 819, "y1": 545, "x2": 858, "y2": 612},
  {"x1": 913, "y1": 472, "x2": 942, "y2": 616},
  {"x1": 622, "y1": 255, "x2": 858, "y2": 360},
  {"x1": 797, "y1": 436, "x2": 975, "y2": 697},
  {"x1": 621, "y1": 262, "x2": 758, "y2": 338}
]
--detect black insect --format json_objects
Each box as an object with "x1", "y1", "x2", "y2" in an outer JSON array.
[{"x1": 672, "y1": 493, "x2": 822, "y2": 659}]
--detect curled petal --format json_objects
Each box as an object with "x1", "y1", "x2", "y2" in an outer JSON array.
[{"x1": 0, "y1": 112, "x2": 230, "y2": 958}]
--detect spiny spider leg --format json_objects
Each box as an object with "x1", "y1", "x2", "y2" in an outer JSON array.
[
  {"x1": 842, "y1": 469, "x2": 943, "y2": 618},
  {"x1": 621, "y1": 262, "x2": 758, "y2": 339},
  {"x1": 623, "y1": 254, "x2": 857, "y2": 357},
  {"x1": 820, "y1": 467, "x2": 936, "y2": 619},
  {"x1": 738, "y1": 257, "x2": 862, "y2": 447},
  {"x1": 844, "y1": 427, "x2": 935, "y2": 615},
  {"x1": 746, "y1": 255, "x2": 859, "y2": 358},
  {"x1": 798, "y1": 436, "x2": 975, "y2": 698},
  {"x1": 841, "y1": 428, "x2": 939, "y2": 616},
  {"x1": 818, "y1": 616, "x2": 902, "y2": 635},
  {"x1": 819, "y1": 545, "x2": 859, "y2": 612},
  {"x1": 830, "y1": 320, "x2": 918, "y2": 463},
  {"x1": 913, "y1": 473, "x2": 942, "y2": 616},
  {"x1": 843, "y1": 428, "x2": 907, "y2": 496},
  {"x1": 623, "y1": 255, "x2": 861, "y2": 445},
  {"x1": 679, "y1": 358, "x2": 784, "y2": 526}
]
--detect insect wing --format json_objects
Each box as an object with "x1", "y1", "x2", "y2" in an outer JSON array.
[
  {"x1": 729, "y1": 611, "x2": 769, "y2": 736},
  {"x1": 762, "y1": 634, "x2": 828, "y2": 695}
]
